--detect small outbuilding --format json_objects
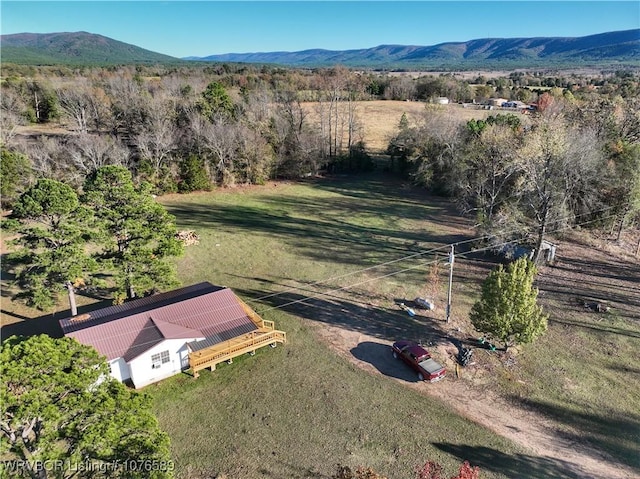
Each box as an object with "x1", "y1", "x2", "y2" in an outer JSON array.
[
  {"x1": 495, "y1": 240, "x2": 557, "y2": 264},
  {"x1": 60, "y1": 282, "x2": 286, "y2": 388},
  {"x1": 488, "y1": 98, "x2": 509, "y2": 107}
]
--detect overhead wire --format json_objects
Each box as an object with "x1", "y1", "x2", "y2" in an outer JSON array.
[
  {"x1": 256, "y1": 209, "x2": 620, "y2": 314},
  {"x1": 73, "y1": 204, "x2": 622, "y2": 350}
]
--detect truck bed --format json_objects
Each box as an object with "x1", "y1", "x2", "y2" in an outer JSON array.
[{"x1": 419, "y1": 358, "x2": 445, "y2": 375}]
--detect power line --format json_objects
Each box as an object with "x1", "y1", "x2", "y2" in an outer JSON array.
[
  {"x1": 247, "y1": 203, "x2": 619, "y2": 309},
  {"x1": 255, "y1": 209, "x2": 620, "y2": 315},
  {"x1": 244, "y1": 235, "x2": 484, "y2": 306},
  {"x1": 67, "y1": 207, "x2": 621, "y2": 350}
]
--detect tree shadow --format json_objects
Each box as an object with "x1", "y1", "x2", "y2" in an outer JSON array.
[
  {"x1": 432, "y1": 442, "x2": 586, "y2": 479},
  {"x1": 548, "y1": 316, "x2": 640, "y2": 339},
  {"x1": 236, "y1": 286, "x2": 449, "y2": 346},
  {"x1": 350, "y1": 341, "x2": 419, "y2": 382},
  {"x1": 536, "y1": 252, "x2": 640, "y2": 322},
  {"x1": 1, "y1": 313, "x2": 66, "y2": 339},
  {"x1": 164, "y1": 175, "x2": 475, "y2": 272},
  {"x1": 510, "y1": 396, "x2": 640, "y2": 471},
  {"x1": 0, "y1": 298, "x2": 114, "y2": 340}
]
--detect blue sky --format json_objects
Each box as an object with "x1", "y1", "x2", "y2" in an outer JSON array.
[{"x1": 2, "y1": 1, "x2": 639, "y2": 58}]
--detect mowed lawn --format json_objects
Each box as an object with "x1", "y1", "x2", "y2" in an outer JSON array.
[
  {"x1": 152, "y1": 176, "x2": 526, "y2": 479},
  {"x1": 152, "y1": 174, "x2": 640, "y2": 479}
]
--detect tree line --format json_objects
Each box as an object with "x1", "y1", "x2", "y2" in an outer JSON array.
[
  {"x1": 2, "y1": 65, "x2": 638, "y2": 203},
  {"x1": 1, "y1": 65, "x2": 639, "y2": 262},
  {"x1": 387, "y1": 91, "x2": 640, "y2": 257}
]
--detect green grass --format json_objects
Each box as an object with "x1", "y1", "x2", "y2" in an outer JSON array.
[
  {"x1": 151, "y1": 309, "x2": 521, "y2": 479},
  {"x1": 499, "y1": 306, "x2": 640, "y2": 470},
  {"x1": 154, "y1": 177, "x2": 534, "y2": 479}
]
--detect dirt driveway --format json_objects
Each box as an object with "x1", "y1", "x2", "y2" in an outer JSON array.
[{"x1": 314, "y1": 323, "x2": 637, "y2": 479}]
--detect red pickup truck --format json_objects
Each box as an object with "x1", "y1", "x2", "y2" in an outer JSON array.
[{"x1": 391, "y1": 340, "x2": 446, "y2": 382}]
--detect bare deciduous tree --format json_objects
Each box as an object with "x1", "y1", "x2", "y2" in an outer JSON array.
[
  {"x1": 68, "y1": 133, "x2": 130, "y2": 180},
  {"x1": 134, "y1": 97, "x2": 180, "y2": 174},
  {"x1": 1, "y1": 88, "x2": 28, "y2": 146},
  {"x1": 16, "y1": 135, "x2": 67, "y2": 181},
  {"x1": 461, "y1": 123, "x2": 522, "y2": 228},
  {"x1": 518, "y1": 115, "x2": 602, "y2": 262}
]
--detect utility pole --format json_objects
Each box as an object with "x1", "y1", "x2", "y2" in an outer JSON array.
[{"x1": 446, "y1": 245, "x2": 454, "y2": 324}]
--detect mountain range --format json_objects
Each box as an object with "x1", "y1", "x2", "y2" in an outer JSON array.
[{"x1": 1, "y1": 29, "x2": 639, "y2": 69}]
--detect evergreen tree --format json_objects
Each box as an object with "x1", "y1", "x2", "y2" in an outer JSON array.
[
  {"x1": 0, "y1": 147, "x2": 31, "y2": 208},
  {"x1": 5, "y1": 179, "x2": 96, "y2": 312},
  {"x1": 83, "y1": 165, "x2": 184, "y2": 302},
  {"x1": 178, "y1": 155, "x2": 211, "y2": 192},
  {"x1": 0, "y1": 335, "x2": 173, "y2": 479},
  {"x1": 470, "y1": 258, "x2": 548, "y2": 350},
  {"x1": 198, "y1": 81, "x2": 235, "y2": 121}
]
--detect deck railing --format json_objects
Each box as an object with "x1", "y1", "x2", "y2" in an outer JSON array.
[{"x1": 188, "y1": 302, "x2": 286, "y2": 377}]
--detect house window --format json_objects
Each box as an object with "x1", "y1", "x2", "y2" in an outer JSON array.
[{"x1": 151, "y1": 350, "x2": 170, "y2": 368}]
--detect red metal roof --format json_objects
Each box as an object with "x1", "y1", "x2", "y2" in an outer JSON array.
[{"x1": 59, "y1": 282, "x2": 258, "y2": 361}]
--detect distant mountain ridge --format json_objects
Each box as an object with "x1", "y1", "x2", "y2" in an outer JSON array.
[
  {"x1": 1, "y1": 29, "x2": 638, "y2": 68},
  {"x1": 189, "y1": 29, "x2": 640, "y2": 68},
  {"x1": 0, "y1": 31, "x2": 180, "y2": 65}
]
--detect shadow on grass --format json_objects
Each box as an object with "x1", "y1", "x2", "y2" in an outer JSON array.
[
  {"x1": 510, "y1": 397, "x2": 640, "y2": 471},
  {"x1": 237, "y1": 286, "x2": 449, "y2": 345},
  {"x1": 350, "y1": 341, "x2": 419, "y2": 382},
  {"x1": 432, "y1": 442, "x2": 585, "y2": 479},
  {"x1": 164, "y1": 176, "x2": 473, "y2": 270},
  {"x1": 537, "y1": 254, "x2": 640, "y2": 322},
  {"x1": 547, "y1": 317, "x2": 640, "y2": 339},
  {"x1": 167, "y1": 200, "x2": 471, "y2": 268}
]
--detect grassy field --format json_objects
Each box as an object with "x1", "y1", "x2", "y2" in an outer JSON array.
[
  {"x1": 301, "y1": 101, "x2": 495, "y2": 153},
  {"x1": 2, "y1": 173, "x2": 638, "y2": 478}
]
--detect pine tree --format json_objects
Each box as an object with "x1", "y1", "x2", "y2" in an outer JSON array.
[
  {"x1": 83, "y1": 165, "x2": 184, "y2": 301},
  {"x1": 470, "y1": 258, "x2": 548, "y2": 350},
  {"x1": 5, "y1": 179, "x2": 96, "y2": 311},
  {"x1": 0, "y1": 335, "x2": 173, "y2": 478}
]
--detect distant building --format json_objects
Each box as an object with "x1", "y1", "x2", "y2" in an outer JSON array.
[{"x1": 488, "y1": 98, "x2": 509, "y2": 107}]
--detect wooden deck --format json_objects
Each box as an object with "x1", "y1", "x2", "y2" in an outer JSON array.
[{"x1": 188, "y1": 300, "x2": 286, "y2": 378}]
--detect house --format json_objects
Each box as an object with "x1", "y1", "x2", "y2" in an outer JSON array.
[{"x1": 59, "y1": 282, "x2": 286, "y2": 388}]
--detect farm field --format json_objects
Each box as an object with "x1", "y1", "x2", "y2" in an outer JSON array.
[{"x1": 300, "y1": 100, "x2": 496, "y2": 153}]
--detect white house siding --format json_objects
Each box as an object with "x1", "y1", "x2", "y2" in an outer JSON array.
[
  {"x1": 128, "y1": 337, "x2": 203, "y2": 388},
  {"x1": 109, "y1": 357, "x2": 131, "y2": 382}
]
